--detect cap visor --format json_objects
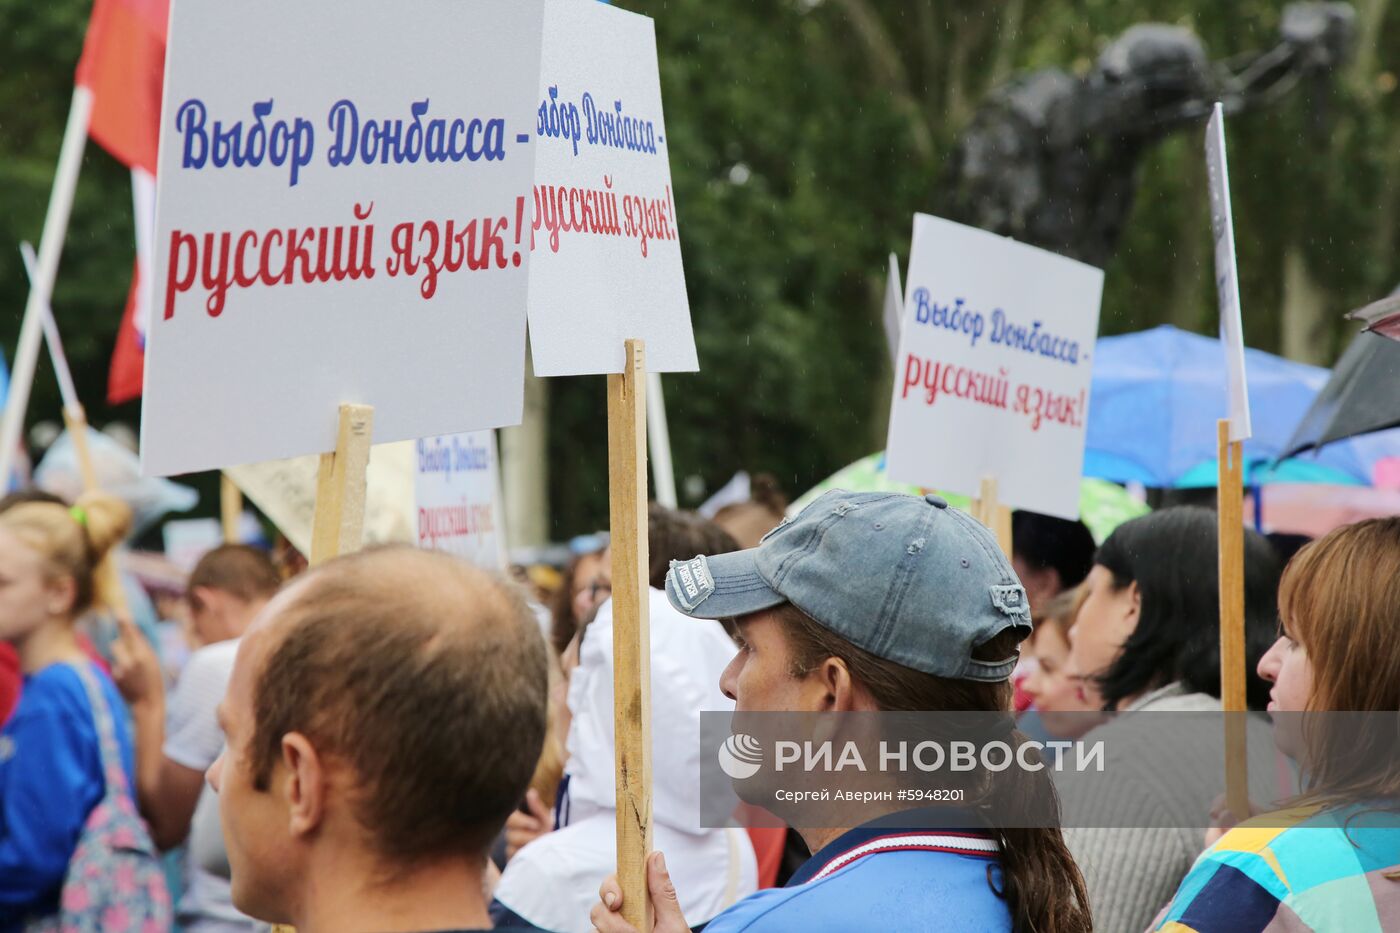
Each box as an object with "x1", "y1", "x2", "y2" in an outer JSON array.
[{"x1": 665, "y1": 549, "x2": 788, "y2": 620}]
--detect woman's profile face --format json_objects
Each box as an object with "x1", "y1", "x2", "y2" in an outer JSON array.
[
  {"x1": 1068, "y1": 564, "x2": 1139, "y2": 691},
  {"x1": 0, "y1": 528, "x2": 62, "y2": 642},
  {"x1": 1257, "y1": 629, "x2": 1314, "y2": 761}
]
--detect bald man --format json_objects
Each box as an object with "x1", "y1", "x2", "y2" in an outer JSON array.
[{"x1": 207, "y1": 546, "x2": 548, "y2": 933}]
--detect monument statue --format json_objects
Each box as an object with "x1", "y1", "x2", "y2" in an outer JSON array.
[{"x1": 941, "y1": 3, "x2": 1355, "y2": 267}]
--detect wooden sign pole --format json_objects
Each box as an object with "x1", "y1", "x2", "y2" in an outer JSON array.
[
  {"x1": 61, "y1": 404, "x2": 100, "y2": 493},
  {"x1": 26, "y1": 239, "x2": 133, "y2": 611},
  {"x1": 308, "y1": 404, "x2": 374, "y2": 567},
  {"x1": 271, "y1": 404, "x2": 371, "y2": 933},
  {"x1": 1217, "y1": 419, "x2": 1249, "y2": 819},
  {"x1": 61, "y1": 402, "x2": 130, "y2": 619},
  {"x1": 220, "y1": 474, "x2": 242, "y2": 544},
  {"x1": 994, "y1": 504, "x2": 1012, "y2": 560},
  {"x1": 970, "y1": 478, "x2": 986, "y2": 525},
  {"x1": 608, "y1": 339, "x2": 653, "y2": 931},
  {"x1": 971, "y1": 475, "x2": 1013, "y2": 559}
]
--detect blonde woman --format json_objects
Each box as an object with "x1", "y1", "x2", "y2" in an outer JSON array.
[
  {"x1": 0, "y1": 493, "x2": 163, "y2": 927},
  {"x1": 1151, "y1": 517, "x2": 1400, "y2": 931}
]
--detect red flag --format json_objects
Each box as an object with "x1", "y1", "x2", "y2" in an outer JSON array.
[
  {"x1": 107, "y1": 261, "x2": 145, "y2": 404},
  {"x1": 75, "y1": 0, "x2": 168, "y2": 402},
  {"x1": 75, "y1": 0, "x2": 168, "y2": 175}
]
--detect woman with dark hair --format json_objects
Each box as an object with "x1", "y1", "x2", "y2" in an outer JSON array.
[
  {"x1": 1074, "y1": 505, "x2": 1280, "y2": 712},
  {"x1": 1061, "y1": 506, "x2": 1283, "y2": 932}
]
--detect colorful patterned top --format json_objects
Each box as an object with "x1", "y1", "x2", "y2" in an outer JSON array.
[{"x1": 1151, "y1": 803, "x2": 1400, "y2": 933}]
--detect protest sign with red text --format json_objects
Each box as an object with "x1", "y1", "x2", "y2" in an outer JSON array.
[
  {"x1": 141, "y1": 0, "x2": 546, "y2": 477},
  {"x1": 526, "y1": 0, "x2": 697, "y2": 377},
  {"x1": 414, "y1": 430, "x2": 506, "y2": 569},
  {"x1": 885, "y1": 215, "x2": 1103, "y2": 520}
]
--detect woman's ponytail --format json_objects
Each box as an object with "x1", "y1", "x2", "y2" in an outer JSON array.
[{"x1": 72, "y1": 491, "x2": 133, "y2": 613}]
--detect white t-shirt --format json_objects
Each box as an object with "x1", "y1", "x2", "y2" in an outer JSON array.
[
  {"x1": 163, "y1": 639, "x2": 254, "y2": 932},
  {"x1": 495, "y1": 588, "x2": 757, "y2": 931}
]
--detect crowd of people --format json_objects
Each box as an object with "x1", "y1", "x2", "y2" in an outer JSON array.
[{"x1": 1, "y1": 475, "x2": 1398, "y2": 932}]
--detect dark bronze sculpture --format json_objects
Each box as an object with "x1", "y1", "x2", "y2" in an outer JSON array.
[{"x1": 941, "y1": 3, "x2": 1355, "y2": 268}]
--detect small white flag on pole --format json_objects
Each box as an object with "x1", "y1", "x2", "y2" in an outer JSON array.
[
  {"x1": 1205, "y1": 103, "x2": 1252, "y2": 442},
  {"x1": 882, "y1": 252, "x2": 904, "y2": 370}
]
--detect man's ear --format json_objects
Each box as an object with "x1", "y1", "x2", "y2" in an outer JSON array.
[
  {"x1": 191, "y1": 586, "x2": 224, "y2": 617},
  {"x1": 280, "y1": 732, "x2": 325, "y2": 839},
  {"x1": 814, "y1": 656, "x2": 864, "y2": 712}
]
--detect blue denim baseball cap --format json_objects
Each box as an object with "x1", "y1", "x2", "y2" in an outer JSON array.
[{"x1": 665, "y1": 490, "x2": 1033, "y2": 682}]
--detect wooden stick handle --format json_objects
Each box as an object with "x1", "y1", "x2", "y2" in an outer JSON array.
[
  {"x1": 970, "y1": 476, "x2": 1013, "y2": 558},
  {"x1": 309, "y1": 404, "x2": 374, "y2": 567},
  {"x1": 1217, "y1": 419, "x2": 1249, "y2": 818},
  {"x1": 61, "y1": 403, "x2": 130, "y2": 618},
  {"x1": 994, "y1": 505, "x2": 1012, "y2": 560},
  {"x1": 62, "y1": 404, "x2": 99, "y2": 493},
  {"x1": 279, "y1": 408, "x2": 374, "y2": 933},
  {"x1": 220, "y1": 473, "x2": 242, "y2": 544},
  {"x1": 609, "y1": 339, "x2": 653, "y2": 931}
]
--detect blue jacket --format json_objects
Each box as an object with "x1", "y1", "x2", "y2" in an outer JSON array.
[
  {"x1": 703, "y1": 817, "x2": 1011, "y2": 932},
  {"x1": 0, "y1": 662, "x2": 136, "y2": 929}
]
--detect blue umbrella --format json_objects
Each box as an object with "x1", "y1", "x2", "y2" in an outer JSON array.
[
  {"x1": 1174, "y1": 457, "x2": 1362, "y2": 489},
  {"x1": 1084, "y1": 325, "x2": 1393, "y2": 487}
]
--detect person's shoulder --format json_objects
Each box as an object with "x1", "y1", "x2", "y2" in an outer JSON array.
[
  {"x1": 185, "y1": 638, "x2": 241, "y2": 674},
  {"x1": 492, "y1": 819, "x2": 614, "y2": 931},
  {"x1": 1153, "y1": 807, "x2": 1329, "y2": 929},
  {"x1": 706, "y1": 849, "x2": 1009, "y2": 932},
  {"x1": 1157, "y1": 804, "x2": 1400, "y2": 932},
  {"x1": 16, "y1": 662, "x2": 91, "y2": 717},
  {"x1": 1223, "y1": 804, "x2": 1400, "y2": 879},
  {"x1": 1150, "y1": 818, "x2": 1303, "y2": 931},
  {"x1": 169, "y1": 639, "x2": 240, "y2": 703},
  {"x1": 3, "y1": 663, "x2": 102, "y2": 758}
]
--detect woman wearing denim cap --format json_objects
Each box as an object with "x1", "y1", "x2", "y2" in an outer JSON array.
[{"x1": 591, "y1": 490, "x2": 1092, "y2": 933}]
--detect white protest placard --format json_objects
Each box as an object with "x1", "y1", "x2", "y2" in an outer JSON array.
[
  {"x1": 526, "y1": 0, "x2": 697, "y2": 376},
  {"x1": 414, "y1": 430, "x2": 506, "y2": 569},
  {"x1": 141, "y1": 0, "x2": 547, "y2": 477},
  {"x1": 1205, "y1": 103, "x2": 1252, "y2": 442},
  {"x1": 885, "y1": 215, "x2": 1103, "y2": 520}
]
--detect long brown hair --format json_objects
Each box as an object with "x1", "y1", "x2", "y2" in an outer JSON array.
[
  {"x1": 1277, "y1": 517, "x2": 1400, "y2": 810},
  {"x1": 778, "y1": 604, "x2": 1092, "y2": 933}
]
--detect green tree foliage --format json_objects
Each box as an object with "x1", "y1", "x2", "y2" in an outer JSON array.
[
  {"x1": 4, "y1": 0, "x2": 1400, "y2": 536},
  {"x1": 1, "y1": 1, "x2": 138, "y2": 429}
]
